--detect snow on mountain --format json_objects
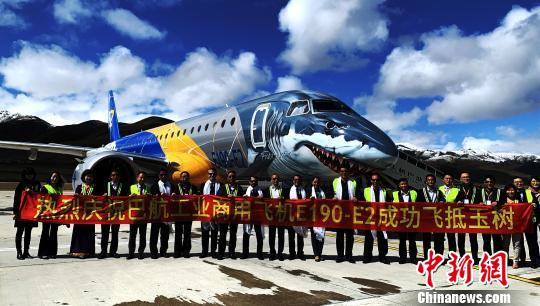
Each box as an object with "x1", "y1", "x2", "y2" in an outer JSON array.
[
  {"x1": 398, "y1": 144, "x2": 540, "y2": 164},
  {"x1": 0, "y1": 110, "x2": 53, "y2": 126}
]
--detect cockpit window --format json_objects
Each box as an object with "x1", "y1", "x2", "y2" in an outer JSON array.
[
  {"x1": 286, "y1": 100, "x2": 310, "y2": 116},
  {"x1": 312, "y1": 99, "x2": 352, "y2": 113}
]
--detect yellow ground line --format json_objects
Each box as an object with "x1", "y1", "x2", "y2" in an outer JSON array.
[{"x1": 325, "y1": 232, "x2": 540, "y2": 286}]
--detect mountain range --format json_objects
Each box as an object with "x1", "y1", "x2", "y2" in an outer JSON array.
[{"x1": 0, "y1": 111, "x2": 538, "y2": 184}]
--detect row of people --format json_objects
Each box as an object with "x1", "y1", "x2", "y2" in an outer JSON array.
[{"x1": 13, "y1": 166, "x2": 540, "y2": 268}]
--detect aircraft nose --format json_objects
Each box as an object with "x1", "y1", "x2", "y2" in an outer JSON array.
[{"x1": 326, "y1": 115, "x2": 398, "y2": 169}]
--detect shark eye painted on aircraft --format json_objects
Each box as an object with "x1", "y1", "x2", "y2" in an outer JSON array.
[{"x1": 325, "y1": 121, "x2": 336, "y2": 129}]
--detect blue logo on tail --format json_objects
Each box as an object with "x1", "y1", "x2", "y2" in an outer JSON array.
[{"x1": 108, "y1": 90, "x2": 121, "y2": 142}]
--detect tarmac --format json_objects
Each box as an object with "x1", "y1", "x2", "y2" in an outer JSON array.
[{"x1": 1, "y1": 190, "x2": 539, "y2": 305}]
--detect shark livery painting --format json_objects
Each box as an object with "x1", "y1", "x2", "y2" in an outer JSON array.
[{"x1": 0, "y1": 90, "x2": 398, "y2": 189}]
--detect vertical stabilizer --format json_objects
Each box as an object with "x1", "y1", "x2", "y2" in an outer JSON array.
[{"x1": 108, "y1": 90, "x2": 121, "y2": 142}]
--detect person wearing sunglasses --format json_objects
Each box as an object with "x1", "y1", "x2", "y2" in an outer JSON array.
[{"x1": 479, "y1": 175, "x2": 502, "y2": 254}]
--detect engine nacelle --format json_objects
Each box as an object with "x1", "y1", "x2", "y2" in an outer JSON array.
[{"x1": 72, "y1": 151, "x2": 139, "y2": 191}]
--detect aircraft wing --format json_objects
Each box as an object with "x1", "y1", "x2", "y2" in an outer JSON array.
[{"x1": 0, "y1": 140, "x2": 92, "y2": 158}]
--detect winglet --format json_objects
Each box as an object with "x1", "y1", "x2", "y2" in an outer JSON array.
[{"x1": 108, "y1": 90, "x2": 121, "y2": 142}]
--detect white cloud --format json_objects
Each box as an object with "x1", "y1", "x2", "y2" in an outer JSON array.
[
  {"x1": 102, "y1": 8, "x2": 165, "y2": 40},
  {"x1": 461, "y1": 136, "x2": 540, "y2": 154},
  {"x1": 0, "y1": 44, "x2": 271, "y2": 125},
  {"x1": 0, "y1": 0, "x2": 31, "y2": 27},
  {"x1": 495, "y1": 125, "x2": 522, "y2": 138},
  {"x1": 276, "y1": 75, "x2": 304, "y2": 92},
  {"x1": 278, "y1": 0, "x2": 388, "y2": 74},
  {"x1": 53, "y1": 0, "x2": 93, "y2": 24},
  {"x1": 374, "y1": 6, "x2": 540, "y2": 124}
]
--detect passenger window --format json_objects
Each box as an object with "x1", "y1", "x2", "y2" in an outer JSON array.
[
  {"x1": 190, "y1": 127, "x2": 194, "y2": 134},
  {"x1": 287, "y1": 100, "x2": 310, "y2": 116},
  {"x1": 183, "y1": 129, "x2": 187, "y2": 135},
  {"x1": 205, "y1": 123, "x2": 209, "y2": 131},
  {"x1": 230, "y1": 117, "x2": 235, "y2": 126},
  {"x1": 197, "y1": 125, "x2": 201, "y2": 133},
  {"x1": 221, "y1": 119, "x2": 226, "y2": 128}
]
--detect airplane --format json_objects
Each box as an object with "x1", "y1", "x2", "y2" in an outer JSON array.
[{"x1": 0, "y1": 90, "x2": 399, "y2": 189}]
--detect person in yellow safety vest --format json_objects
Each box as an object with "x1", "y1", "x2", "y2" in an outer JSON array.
[
  {"x1": 332, "y1": 165, "x2": 358, "y2": 263},
  {"x1": 439, "y1": 173, "x2": 459, "y2": 255},
  {"x1": 219, "y1": 170, "x2": 243, "y2": 260},
  {"x1": 418, "y1": 174, "x2": 446, "y2": 259},
  {"x1": 361, "y1": 172, "x2": 390, "y2": 264},
  {"x1": 513, "y1": 176, "x2": 539, "y2": 268},
  {"x1": 392, "y1": 178, "x2": 418, "y2": 264},
  {"x1": 37, "y1": 170, "x2": 65, "y2": 259},
  {"x1": 127, "y1": 171, "x2": 149, "y2": 260}
]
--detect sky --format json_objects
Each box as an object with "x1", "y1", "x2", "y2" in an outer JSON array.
[{"x1": 1, "y1": 0, "x2": 540, "y2": 154}]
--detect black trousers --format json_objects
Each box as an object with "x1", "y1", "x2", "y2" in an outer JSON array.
[
  {"x1": 336, "y1": 229, "x2": 354, "y2": 258},
  {"x1": 458, "y1": 233, "x2": 478, "y2": 260},
  {"x1": 310, "y1": 228, "x2": 324, "y2": 257},
  {"x1": 399, "y1": 232, "x2": 417, "y2": 261},
  {"x1": 491, "y1": 234, "x2": 504, "y2": 253},
  {"x1": 174, "y1": 221, "x2": 192, "y2": 256},
  {"x1": 201, "y1": 225, "x2": 218, "y2": 255},
  {"x1": 243, "y1": 225, "x2": 263, "y2": 256},
  {"x1": 364, "y1": 230, "x2": 388, "y2": 260},
  {"x1": 38, "y1": 223, "x2": 58, "y2": 257},
  {"x1": 128, "y1": 224, "x2": 147, "y2": 255},
  {"x1": 150, "y1": 223, "x2": 170, "y2": 255},
  {"x1": 433, "y1": 233, "x2": 445, "y2": 256},
  {"x1": 15, "y1": 225, "x2": 33, "y2": 253},
  {"x1": 101, "y1": 224, "x2": 120, "y2": 254},
  {"x1": 447, "y1": 232, "x2": 457, "y2": 253},
  {"x1": 423, "y1": 233, "x2": 432, "y2": 259},
  {"x1": 218, "y1": 223, "x2": 238, "y2": 256},
  {"x1": 269, "y1": 226, "x2": 285, "y2": 255},
  {"x1": 522, "y1": 229, "x2": 540, "y2": 264},
  {"x1": 286, "y1": 227, "x2": 304, "y2": 256}
]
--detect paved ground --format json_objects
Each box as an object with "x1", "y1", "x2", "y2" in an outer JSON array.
[{"x1": 1, "y1": 190, "x2": 539, "y2": 305}]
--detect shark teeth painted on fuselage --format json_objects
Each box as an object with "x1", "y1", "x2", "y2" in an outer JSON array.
[{"x1": 269, "y1": 124, "x2": 397, "y2": 179}]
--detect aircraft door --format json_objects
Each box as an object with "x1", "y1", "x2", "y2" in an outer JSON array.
[{"x1": 250, "y1": 103, "x2": 270, "y2": 148}]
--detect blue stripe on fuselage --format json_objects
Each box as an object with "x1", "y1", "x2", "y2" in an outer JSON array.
[{"x1": 114, "y1": 131, "x2": 165, "y2": 159}]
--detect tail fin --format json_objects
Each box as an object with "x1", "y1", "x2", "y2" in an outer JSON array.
[{"x1": 108, "y1": 90, "x2": 121, "y2": 142}]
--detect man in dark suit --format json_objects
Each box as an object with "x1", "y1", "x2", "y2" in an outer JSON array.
[
  {"x1": 175, "y1": 171, "x2": 198, "y2": 258},
  {"x1": 392, "y1": 178, "x2": 418, "y2": 264},
  {"x1": 99, "y1": 169, "x2": 129, "y2": 259},
  {"x1": 455, "y1": 171, "x2": 481, "y2": 264},
  {"x1": 149, "y1": 168, "x2": 179, "y2": 259}
]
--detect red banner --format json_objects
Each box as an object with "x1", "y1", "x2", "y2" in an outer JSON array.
[{"x1": 19, "y1": 191, "x2": 534, "y2": 233}]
